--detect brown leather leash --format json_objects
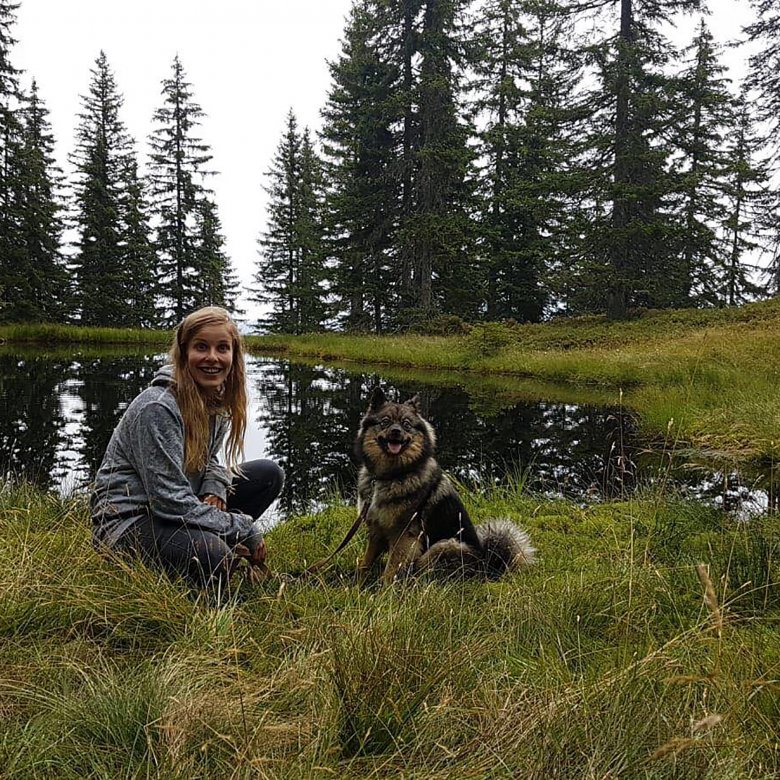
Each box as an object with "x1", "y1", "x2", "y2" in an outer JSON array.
[{"x1": 302, "y1": 502, "x2": 370, "y2": 575}]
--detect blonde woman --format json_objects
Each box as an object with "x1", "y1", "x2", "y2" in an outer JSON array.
[{"x1": 91, "y1": 306, "x2": 284, "y2": 592}]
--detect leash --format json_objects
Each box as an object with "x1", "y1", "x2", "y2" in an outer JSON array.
[
  {"x1": 273, "y1": 471, "x2": 443, "y2": 579},
  {"x1": 302, "y1": 502, "x2": 370, "y2": 575}
]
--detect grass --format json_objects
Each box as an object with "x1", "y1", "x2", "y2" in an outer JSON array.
[
  {"x1": 2, "y1": 482, "x2": 780, "y2": 778},
  {"x1": 0, "y1": 322, "x2": 170, "y2": 347}
]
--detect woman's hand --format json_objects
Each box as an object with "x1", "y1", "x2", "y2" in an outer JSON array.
[
  {"x1": 249, "y1": 538, "x2": 267, "y2": 566},
  {"x1": 234, "y1": 538, "x2": 267, "y2": 566},
  {"x1": 201, "y1": 493, "x2": 226, "y2": 511},
  {"x1": 234, "y1": 538, "x2": 269, "y2": 584}
]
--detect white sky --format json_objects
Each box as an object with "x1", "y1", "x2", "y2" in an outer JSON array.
[
  {"x1": 13, "y1": 0, "x2": 354, "y2": 322},
  {"x1": 12, "y1": 0, "x2": 755, "y2": 323}
]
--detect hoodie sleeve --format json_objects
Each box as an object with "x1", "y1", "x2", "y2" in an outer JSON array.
[
  {"x1": 128, "y1": 400, "x2": 253, "y2": 541},
  {"x1": 200, "y1": 415, "x2": 232, "y2": 501}
]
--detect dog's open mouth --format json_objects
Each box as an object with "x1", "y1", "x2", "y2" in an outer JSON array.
[{"x1": 381, "y1": 438, "x2": 408, "y2": 456}]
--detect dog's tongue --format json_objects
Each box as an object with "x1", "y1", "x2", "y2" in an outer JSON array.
[{"x1": 388, "y1": 442, "x2": 403, "y2": 455}]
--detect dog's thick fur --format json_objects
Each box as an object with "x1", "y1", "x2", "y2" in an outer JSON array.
[{"x1": 355, "y1": 387, "x2": 535, "y2": 584}]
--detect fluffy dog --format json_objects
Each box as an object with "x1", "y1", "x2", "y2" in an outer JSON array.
[{"x1": 355, "y1": 387, "x2": 535, "y2": 584}]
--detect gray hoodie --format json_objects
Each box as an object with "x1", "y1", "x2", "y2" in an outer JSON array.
[{"x1": 91, "y1": 364, "x2": 255, "y2": 548}]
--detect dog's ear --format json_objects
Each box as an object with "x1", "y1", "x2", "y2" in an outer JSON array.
[
  {"x1": 368, "y1": 386, "x2": 387, "y2": 411},
  {"x1": 404, "y1": 394, "x2": 421, "y2": 413}
]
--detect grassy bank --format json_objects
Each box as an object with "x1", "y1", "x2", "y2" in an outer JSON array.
[
  {"x1": 0, "y1": 322, "x2": 170, "y2": 347},
  {"x1": 2, "y1": 483, "x2": 780, "y2": 778}
]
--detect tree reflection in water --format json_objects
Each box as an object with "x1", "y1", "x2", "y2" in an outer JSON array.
[
  {"x1": 0, "y1": 354, "x2": 68, "y2": 490},
  {"x1": 73, "y1": 355, "x2": 160, "y2": 477},
  {"x1": 0, "y1": 351, "x2": 774, "y2": 515}
]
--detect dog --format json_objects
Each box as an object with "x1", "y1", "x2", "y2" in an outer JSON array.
[{"x1": 354, "y1": 387, "x2": 535, "y2": 584}]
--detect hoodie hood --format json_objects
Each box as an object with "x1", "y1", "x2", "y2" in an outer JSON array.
[{"x1": 151, "y1": 363, "x2": 176, "y2": 388}]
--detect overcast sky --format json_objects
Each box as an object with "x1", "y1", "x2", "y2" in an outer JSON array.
[
  {"x1": 13, "y1": 0, "x2": 354, "y2": 322},
  {"x1": 12, "y1": 0, "x2": 755, "y2": 323}
]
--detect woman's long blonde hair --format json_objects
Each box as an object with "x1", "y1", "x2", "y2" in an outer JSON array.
[{"x1": 169, "y1": 306, "x2": 248, "y2": 474}]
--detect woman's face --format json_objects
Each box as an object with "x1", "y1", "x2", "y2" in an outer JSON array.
[{"x1": 186, "y1": 323, "x2": 234, "y2": 395}]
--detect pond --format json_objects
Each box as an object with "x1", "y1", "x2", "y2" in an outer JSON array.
[{"x1": 0, "y1": 349, "x2": 772, "y2": 516}]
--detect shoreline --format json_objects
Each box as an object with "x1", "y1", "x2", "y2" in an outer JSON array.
[{"x1": 3, "y1": 300, "x2": 780, "y2": 466}]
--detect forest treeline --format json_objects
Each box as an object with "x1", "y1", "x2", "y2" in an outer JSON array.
[{"x1": 2, "y1": 0, "x2": 780, "y2": 333}]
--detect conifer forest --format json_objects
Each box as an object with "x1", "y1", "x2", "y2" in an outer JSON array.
[{"x1": 1, "y1": 0, "x2": 779, "y2": 333}]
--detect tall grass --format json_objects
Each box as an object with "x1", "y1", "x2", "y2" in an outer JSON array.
[{"x1": 2, "y1": 482, "x2": 779, "y2": 778}]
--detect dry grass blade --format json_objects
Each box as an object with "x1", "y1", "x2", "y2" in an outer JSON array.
[
  {"x1": 696, "y1": 562, "x2": 723, "y2": 634},
  {"x1": 650, "y1": 737, "x2": 697, "y2": 761},
  {"x1": 691, "y1": 714, "x2": 723, "y2": 734}
]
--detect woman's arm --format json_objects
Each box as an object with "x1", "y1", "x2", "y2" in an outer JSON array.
[{"x1": 128, "y1": 400, "x2": 253, "y2": 541}]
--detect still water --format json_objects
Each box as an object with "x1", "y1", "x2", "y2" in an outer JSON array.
[{"x1": 0, "y1": 350, "x2": 770, "y2": 515}]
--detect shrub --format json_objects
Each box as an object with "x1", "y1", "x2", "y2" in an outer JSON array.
[
  {"x1": 409, "y1": 313, "x2": 471, "y2": 336},
  {"x1": 464, "y1": 322, "x2": 518, "y2": 357}
]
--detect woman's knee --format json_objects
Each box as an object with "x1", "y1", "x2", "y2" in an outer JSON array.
[
  {"x1": 268, "y1": 462, "x2": 285, "y2": 497},
  {"x1": 230, "y1": 460, "x2": 285, "y2": 516},
  {"x1": 242, "y1": 459, "x2": 284, "y2": 492}
]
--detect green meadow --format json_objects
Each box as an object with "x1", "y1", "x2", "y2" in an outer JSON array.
[
  {"x1": 1, "y1": 482, "x2": 779, "y2": 778},
  {"x1": 2, "y1": 304, "x2": 780, "y2": 777}
]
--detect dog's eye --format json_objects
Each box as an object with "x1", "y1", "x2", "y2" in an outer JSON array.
[
  {"x1": 380, "y1": 417, "x2": 391, "y2": 428},
  {"x1": 402, "y1": 419, "x2": 412, "y2": 430}
]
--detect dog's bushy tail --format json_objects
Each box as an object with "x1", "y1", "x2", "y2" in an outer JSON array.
[
  {"x1": 416, "y1": 518, "x2": 534, "y2": 580},
  {"x1": 476, "y1": 518, "x2": 535, "y2": 579}
]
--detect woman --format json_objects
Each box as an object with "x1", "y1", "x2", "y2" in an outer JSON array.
[{"x1": 91, "y1": 306, "x2": 284, "y2": 593}]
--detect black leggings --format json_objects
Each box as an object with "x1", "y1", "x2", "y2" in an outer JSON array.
[{"x1": 114, "y1": 459, "x2": 284, "y2": 591}]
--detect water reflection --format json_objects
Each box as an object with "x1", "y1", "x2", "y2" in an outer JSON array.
[
  {"x1": 0, "y1": 354, "x2": 68, "y2": 490},
  {"x1": 0, "y1": 352, "x2": 161, "y2": 492},
  {"x1": 75, "y1": 355, "x2": 160, "y2": 476},
  {"x1": 253, "y1": 361, "x2": 365, "y2": 510},
  {"x1": 0, "y1": 350, "x2": 774, "y2": 515}
]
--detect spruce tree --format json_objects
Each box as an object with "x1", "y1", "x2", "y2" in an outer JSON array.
[
  {"x1": 296, "y1": 129, "x2": 328, "y2": 330},
  {"x1": 745, "y1": 0, "x2": 780, "y2": 152},
  {"x1": 719, "y1": 86, "x2": 770, "y2": 305},
  {"x1": 568, "y1": 0, "x2": 699, "y2": 318},
  {"x1": 148, "y1": 55, "x2": 217, "y2": 324},
  {"x1": 670, "y1": 19, "x2": 732, "y2": 305},
  {"x1": 0, "y1": 0, "x2": 22, "y2": 321},
  {"x1": 320, "y1": 1, "x2": 400, "y2": 332},
  {"x1": 409, "y1": 0, "x2": 476, "y2": 318},
  {"x1": 376, "y1": 0, "x2": 424, "y2": 310},
  {"x1": 251, "y1": 111, "x2": 327, "y2": 333},
  {"x1": 0, "y1": 1, "x2": 18, "y2": 100},
  {"x1": 118, "y1": 156, "x2": 157, "y2": 326},
  {"x1": 470, "y1": 0, "x2": 579, "y2": 322},
  {"x1": 192, "y1": 194, "x2": 241, "y2": 313},
  {"x1": 13, "y1": 80, "x2": 68, "y2": 321},
  {"x1": 70, "y1": 52, "x2": 145, "y2": 326},
  {"x1": 745, "y1": 1, "x2": 780, "y2": 294}
]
